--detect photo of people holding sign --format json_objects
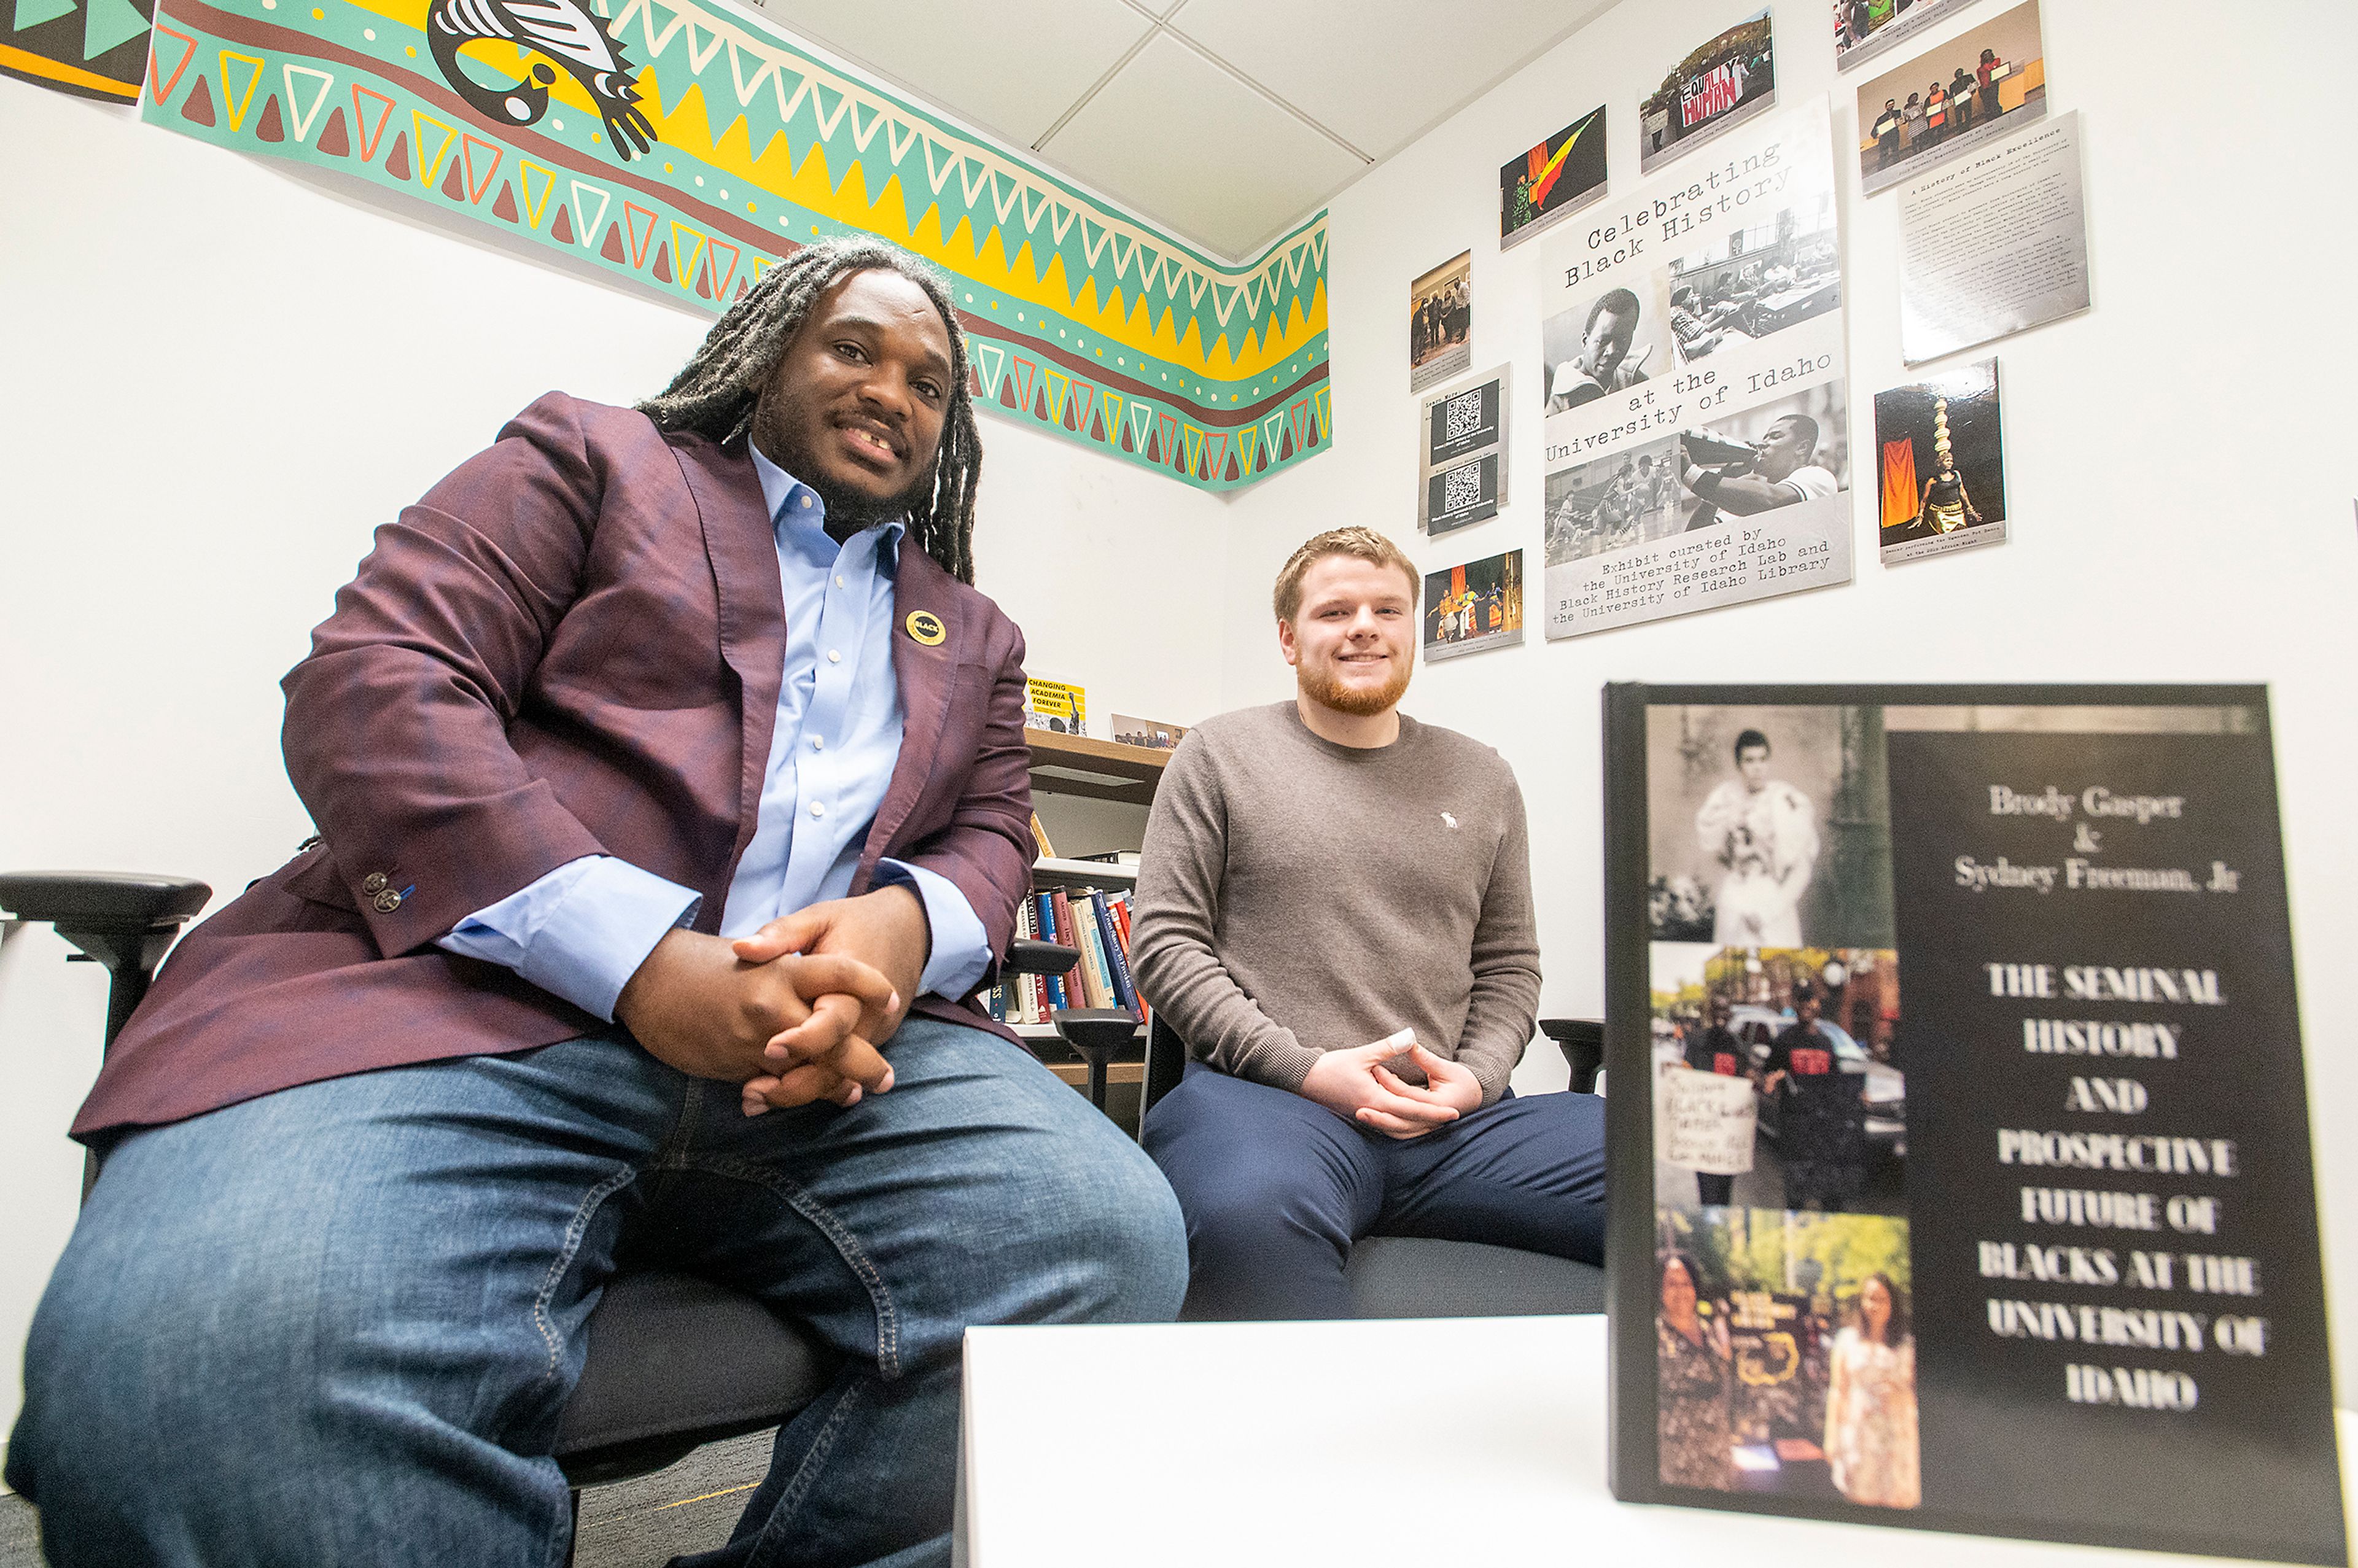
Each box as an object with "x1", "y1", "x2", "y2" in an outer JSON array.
[
  {"x1": 1605, "y1": 683, "x2": 2344, "y2": 1561},
  {"x1": 1542, "y1": 99, "x2": 1851, "y2": 641},
  {"x1": 1638, "y1": 8, "x2": 1778, "y2": 174}
]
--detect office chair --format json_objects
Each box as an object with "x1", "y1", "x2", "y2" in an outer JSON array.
[
  {"x1": 0, "y1": 871, "x2": 1080, "y2": 1526},
  {"x1": 1139, "y1": 1015, "x2": 1606, "y2": 1319}
]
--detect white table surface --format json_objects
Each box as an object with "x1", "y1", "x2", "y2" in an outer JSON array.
[{"x1": 956, "y1": 1313, "x2": 2352, "y2": 1568}]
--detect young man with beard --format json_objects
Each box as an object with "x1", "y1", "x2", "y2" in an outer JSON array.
[
  {"x1": 1130, "y1": 527, "x2": 1606, "y2": 1319},
  {"x1": 10, "y1": 237, "x2": 1185, "y2": 1568}
]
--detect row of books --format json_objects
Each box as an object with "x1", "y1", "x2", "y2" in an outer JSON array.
[{"x1": 984, "y1": 886, "x2": 1143, "y2": 1024}]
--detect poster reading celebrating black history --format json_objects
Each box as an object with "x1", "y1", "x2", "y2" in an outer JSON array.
[
  {"x1": 1418, "y1": 363, "x2": 1509, "y2": 535},
  {"x1": 1422, "y1": 549, "x2": 1522, "y2": 662},
  {"x1": 1639, "y1": 7, "x2": 1777, "y2": 174},
  {"x1": 1541, "y1": 98, "x2": 1849, "y2": 640},
  {"x1": 1409, "y1": 251, "x2": 1473, "y2": 393},
  {"x1": 1502, "y1": 107, "x2": 1609, "y2": 250},
  {"x1": 1875, "y1": 359, "x2": 2006, "y2": 564},
  {"x1": 1606, "y1": 684, "x2": 2345, "y2": 1564},
  {"x1": 1857, "y1": 0, "x2": 2049, "y2": 197}
]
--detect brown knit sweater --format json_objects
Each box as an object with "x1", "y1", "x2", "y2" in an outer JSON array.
[{"x1": 1130, "y1": 702, "x2": 1540, "y2": 1106}]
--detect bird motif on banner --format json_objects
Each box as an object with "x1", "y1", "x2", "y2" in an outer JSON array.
[{"x1": 427, "y1": 0, "x2": 656, "y2": 160}]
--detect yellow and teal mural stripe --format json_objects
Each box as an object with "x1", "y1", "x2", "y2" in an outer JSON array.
[{"x1": 139, "y1": 0, "x2": 1333, "y2": 488}]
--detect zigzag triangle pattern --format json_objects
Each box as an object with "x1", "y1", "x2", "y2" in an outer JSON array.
[{"x1": 136, "y1": 0, "x2": 1331, "y2": 492}]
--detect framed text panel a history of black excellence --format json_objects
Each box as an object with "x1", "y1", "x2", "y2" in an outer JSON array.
[{"x1": 1603, "y1": 682, "x2": 2343, "y2": 1564}]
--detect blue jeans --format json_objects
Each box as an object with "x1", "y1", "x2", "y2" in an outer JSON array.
[
  {"x1": 9, "y1": 1019, "x2": 1186, "y2": 1567},
  {"x1": 1143, "y1": 1062, "x2": 1606, "y2": 1320}
]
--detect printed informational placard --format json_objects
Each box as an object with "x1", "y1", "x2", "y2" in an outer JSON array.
[
  {"x1": 1422, "y1": 549, "x2": 1523, "y2": 662},
  {"x1": 1639, "y1": 8, "x2": 1778, "y2": 174},
  {"x1": 1834, "y1": 0, "x2": 1974, "y2": 73},
  {"x1": 1858, "y1": 0, "x2": 2048, "y2": 197},
  {"x1": 1876, "y1": 359, "x2": 2007, "y2": 564},
  {"x1": 1502, "y1": 107, "x2": 1610, "y2": 250},
  {"x1": 1023, "y1": 678, "x2": 1087, "y2": 736},
  {"x1": 1541, "y1": 98, "x2": 1849, "y2": 640},
  {"x1": 1606, "y1": 684, "x2": 2344, "y2": 1564},
  {"x1": 1409, "y1": 252, "x2": 1473, "y2": 393},
  {"x1": 1418, "y1": 364, "x2": 1510, "y2": 535},
  {"x1": 1901, "y1": 112, "x2": 2090, "y2": 365}
]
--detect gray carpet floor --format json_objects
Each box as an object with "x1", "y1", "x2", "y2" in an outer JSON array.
[{"x1": 0, "y1": 1427, "x2": 774, "y2": 1567}]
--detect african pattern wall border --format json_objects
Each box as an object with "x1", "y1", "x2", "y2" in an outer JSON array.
[{"x1": 137, "y1": 0, "x2": 1333, "y2": 490}]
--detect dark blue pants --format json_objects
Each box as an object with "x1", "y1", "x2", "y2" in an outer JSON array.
[{"x1": 1142, "y1": 1062, "x2": 1607, "y2": 1320}]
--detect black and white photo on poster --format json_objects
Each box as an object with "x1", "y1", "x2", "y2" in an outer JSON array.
[
  {"x1": 1900, "y1": 111, "x2": 2089, "y2": 365},
  {"x1": 1421, "y1": 549, "x2": 1523, "y2": 662},
  {"x1": 1409, "y1": 250, "x2": 1473, "y2": 393},
  {"x1": 1542, "y1": 98, "x2": 1851, "y2": 640},
  {"x1": 1419, "y1": 363, "x2": 1510, "y2": 535},
  {"x1": 1857, "y1": 0, "x2": 2049, "y2": 196},
  {"x1": 1502, "y1": 106, "x2": 1609, "y2": 250},
  {"x1": 1875, "y1": 357, "x2": 2006, "y2": 564},
  {"x1": 1832, "y1": 0, "x2": 1974, "y2": 74},
  {"x1": 1665, "y1": 184, "x2": 1839, "y2": 364},
  {"x1": 1639, "y1": 7, "x2": 1778, "y2": 174}
]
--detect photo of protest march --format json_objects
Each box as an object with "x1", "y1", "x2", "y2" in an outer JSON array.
[
  {"x1": 1408, "y1": 251, "x2": 1472, "y2": 392},
  {"x1": 1856, "y1": 0, "x2": 2049, "y2": 195},
  {"x1": 1645, "y1": 703, "x2": 1893, "y2": 949},
  {"x1": 1639, "y1": 8, "x2": 1776, "y2": 173},
  {"x1": 1655, "y1": 1208, "x2": 1918, "y2": 1507},
  {"x1": 1543, "y1": 435, "x2": 1682, "y2": 567},
  {"x1": 1651, "y1": 943, "x2": 1907, "y2": 1217},
  {"x1": 1670, "y1": 384, "x2": 1849, "y2": 537},
  {"x1": 1666, "y1": 192, "x2": 1841, "y2": 366}
]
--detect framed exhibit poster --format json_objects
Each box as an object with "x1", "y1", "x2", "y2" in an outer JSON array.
[
  {"x1": 1638, "y1": 7, "x2": 1776, "y2": 174},
  {"x1": 1421, "y1": 550, "x2": 1522, "y2": 662},
  {"x1": 1541, "y1": 98, "x2": 1850, "y2": 640},
  {"x1": 1856, "y1": 0, "x2": 2049, "y2": 197},
  {"x1": 1409, "y1": 251, "x2": 1473, "y2": 393},
  {"x1": 1603, "y1": 683, "x2": 2344, "y2": 1564},
  {"x1": 1418, "y1": 363, "x2": 1509, "y2": 535},
  {"x1": 1875, "y1": 358, "x2": 2006, "y2": 564}
]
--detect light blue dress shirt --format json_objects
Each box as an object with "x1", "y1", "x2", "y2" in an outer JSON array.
[{"x1": 437, "y1": 446, "x2": 994, "y2": 1022}]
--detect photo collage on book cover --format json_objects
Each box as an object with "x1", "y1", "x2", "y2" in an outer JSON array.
[{"x1": 1646, "y1": 702, "x2": 1915, "y2": 1510}]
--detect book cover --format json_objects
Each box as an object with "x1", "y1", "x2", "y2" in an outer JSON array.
[
  {"x1": 1024, "y1": 678, "x2": 1087, "y2": 737},
  {"x1": 1604, "y1": 682, "x2": 2342, "y2": 1562}
]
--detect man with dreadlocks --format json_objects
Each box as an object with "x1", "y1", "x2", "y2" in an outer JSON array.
[{"x1": 10, "y1": 238, "x2": 1186, "y2": 1568}]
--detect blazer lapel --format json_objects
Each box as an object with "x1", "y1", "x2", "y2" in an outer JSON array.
[
  {"x1": 859, "y1": 542, "x2": 955, "y2": 882},
  {"x1": 672, "y1": 433, "x2": 785, "y2": 879}
]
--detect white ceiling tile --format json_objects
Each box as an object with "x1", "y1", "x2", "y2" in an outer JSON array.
[
  {"x1": 744, "y1": 0, "x2": 1153, "y2": 148},
  {"x1": 1040, "y1": 33, "x2": 1363, "y2": 258},
  {"x1": 1174, "y1": 0, "x2": 1613, "y2": 161}
]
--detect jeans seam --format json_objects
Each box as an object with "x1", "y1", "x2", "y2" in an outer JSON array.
[
  {"x1": 661, "y1": 1154, "x2": 903, "y2": 1378},
  {"x1": 744, "y1": 1373, "x2": 868, "y2": 1568},
  {"x1": 531, "y1": 1163, "x2": 640, "y2": 1389}
]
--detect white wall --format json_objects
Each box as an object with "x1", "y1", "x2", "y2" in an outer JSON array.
[
  {"x1": 0, "y1": 77, "x2": 1227, "y2": 1457},
  {"x1": 1220, "y1": 0, "x2": 2358, "y2": 1391}
]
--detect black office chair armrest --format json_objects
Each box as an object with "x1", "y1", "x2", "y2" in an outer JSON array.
[
  {"x1": 1538, "y1": 1019, "x2": 1603, "y2": 1093},
  {"x1": 1002, "y1": 938, "x2": 1078, "y2": 976},
  {"x1": 2, "y1": 870, "x2": 213, "y2": 1049}
]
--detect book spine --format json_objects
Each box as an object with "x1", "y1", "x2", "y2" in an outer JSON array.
[
  {"x1": 1078, "y1": 896, "x2": 1115, "y2": 1008},
  {"x1": 1033, "y1": 891, "x2": 1064, "y2": 1012},
  {"x1": 1092, "y1": 893, "x2": 1137, "y2": 1012},
  {"x1": 1067, "y1": 891, "x2": 1104, "y2": 1007},
  {"x1": 1016, "y1": 899, "x2": 1041, "y2": 1024}
]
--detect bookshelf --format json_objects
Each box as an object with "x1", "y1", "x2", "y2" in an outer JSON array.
[{"x1": 1005, "y1": 731, "x2": 1172, "y2": 1111}]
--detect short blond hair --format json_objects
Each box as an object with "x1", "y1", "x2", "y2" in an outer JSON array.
[{"x1": 1272, "y1": 527, "x2": 1420, "y2": 623}]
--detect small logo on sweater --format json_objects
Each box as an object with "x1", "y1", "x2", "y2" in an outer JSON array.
[{"x1": 1441, "y1": 811, "x2": 1459, "y2": 829}]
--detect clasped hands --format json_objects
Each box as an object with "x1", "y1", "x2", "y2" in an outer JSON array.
[
  {"x1": 1299, "y1": 1028, "x2": 1483, "y2": 1139},
  {"x1": 615, "y1": 885, "x2": 930, "y2": 1117}
]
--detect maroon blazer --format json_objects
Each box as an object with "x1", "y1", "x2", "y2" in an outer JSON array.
[{"x1": 75, "y1": 394, "x2": 1035, "y2": 1139}]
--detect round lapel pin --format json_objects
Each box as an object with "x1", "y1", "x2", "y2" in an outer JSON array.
[{"x1": 904, "y1": 609, "x2": 947, "y2": 646}]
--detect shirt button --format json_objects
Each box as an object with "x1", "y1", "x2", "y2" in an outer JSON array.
[
  {"x1": 810, "y1": 736, "x2": 824, "y2": 751},
  {"x1": 809, "y1": 801, "x2": 827, "y2": 818},
  {"x1": 827, "y1": 649, "x2": 841, "y2": 664},
  {"x1": 799, "y1": 494, "x2": 813, "y2": 509},
  {"x1": 835, "y1": 575, "x2": 845, "y2": 588}
]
